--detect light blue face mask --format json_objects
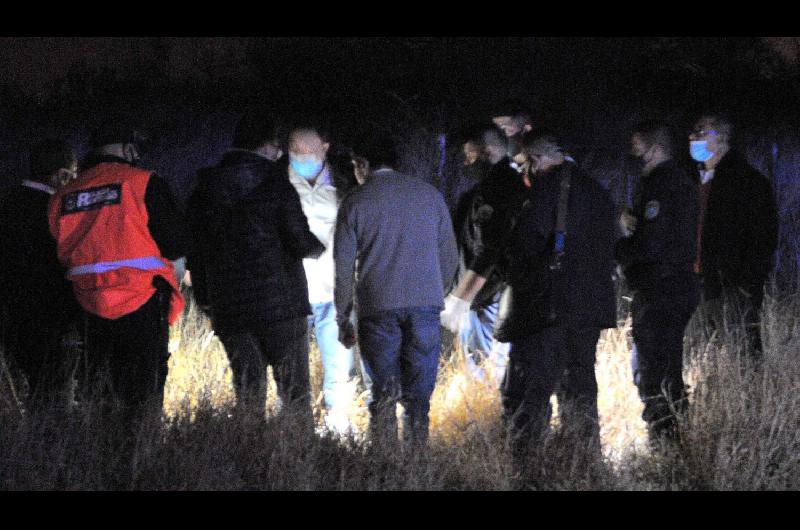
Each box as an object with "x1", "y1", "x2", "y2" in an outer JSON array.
[
  {"x1": 290, "y1": 156, "x2": 324, "y2": 180},
  {"x1": 690, "y1": 140, "x2": 714, "y2": 162}
]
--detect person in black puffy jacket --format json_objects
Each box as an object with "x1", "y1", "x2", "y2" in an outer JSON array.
[{"x1": 187, "y1": 111, "x2": 324, "y2": 420}]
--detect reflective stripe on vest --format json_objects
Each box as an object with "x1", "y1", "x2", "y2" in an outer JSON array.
[{"x1": 68, "y1": 256, "x2": 167, "y2": 277}]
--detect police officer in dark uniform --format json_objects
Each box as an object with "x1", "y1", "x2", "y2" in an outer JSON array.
[{"x1": 615, "y1": 121, "x2": 700, "y2": 443}]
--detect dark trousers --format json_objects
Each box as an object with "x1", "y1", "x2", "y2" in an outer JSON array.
[
  {"x1": 7, "y1": 307, "x2": 77, "y2": 410},
  {"x1": 631, "y1": 277, "x2": 700, "y2": 436},
  {"x1": 82, "y1": 287, "x2": 171, "y2": 424},
  {"x1": 216, "y1": 317, "x2": 311, "y2": 420},
  {"x1": 502, "y1": 325, "x2": 602, "y2": 453},
  {"x1": 357, "y1": 306, "x2": 441, "y2": 448},
  {"x1": 701, "y1": 282, "x2": 764, "y2": 359}
]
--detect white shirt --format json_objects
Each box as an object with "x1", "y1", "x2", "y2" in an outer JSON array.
[
  {"x1": 700, "y1": 168, "x2": 715, "y2": 185},
  {"x1": 288, "y1": 162, "x2": 340, "y2": 304}
]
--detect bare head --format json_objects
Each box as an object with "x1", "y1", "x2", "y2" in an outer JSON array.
[
  {"x1": 690, "y1": 113, "x2": 733, "y2": 168},
  {"x1": 630, "y1": 120, "x2": 675, "y2": 175},
  {"x1": 481, "y1": 127, "x2": 508, "y2": 165},
  {"x1": 30, "y1": 138, "x2": 78, "y2": 187},
  {"x1": 233, "y1": 110, "x2": 282, "y2": 161},
  {"x1": 288, "y1": 127, "x2": 330, "y2": 182},
  {"x1": 520, "y1": 129, "x2": 566, "y2": 176},
  {"x1": 490, "y1": 99, "x2": 533, "y2": 138}
]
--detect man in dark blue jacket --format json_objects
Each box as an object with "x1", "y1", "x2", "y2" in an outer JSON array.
[
  {"x1": 616, "y1": 121, "x2": 700, "y2": 444},
  {"x1": 187, "y1": 111, "x2": 325, "y2": 420},
  {"x1": 500, "y1": 130, "x2": 616, "y2": 460}
]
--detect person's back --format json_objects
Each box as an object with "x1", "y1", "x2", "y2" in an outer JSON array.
[
  {"x1": 48, "y1": 123, "x2": 187, "y2": 426},
  {"x1": 190, "y1": 150, "x2": 323, "y2": 333},
  {"x1": 334, "y1": 136, "x2": 458, "y2": 447},
  {"x1": 187, "y1": 112, "x2": 324, "y2": 419},
  {"x1": 336, "y1": 169, "x2": 458, "y2": 317},
  {"x1": 51, "y1": 160, "x2": 184, "y2": 323}
]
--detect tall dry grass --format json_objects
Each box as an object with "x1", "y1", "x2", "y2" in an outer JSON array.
[{"x1": 0, "y1": 287, "x2": 798, "y2": 490}]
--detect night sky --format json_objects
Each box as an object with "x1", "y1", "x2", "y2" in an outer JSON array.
[{"x1": 2, "y1": 37, "x2": 799, "y2": 208}]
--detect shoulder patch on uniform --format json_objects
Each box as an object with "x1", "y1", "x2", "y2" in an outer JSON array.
[
  {"x1": 475, "y1": 203, "x2": 494, "y2": 223},
  {"x1": 61, "y1": 184, "x2": 122, "y2": 215},
  {"x1": 644, "y1": 200, "x2": 660, "y2": 220}
]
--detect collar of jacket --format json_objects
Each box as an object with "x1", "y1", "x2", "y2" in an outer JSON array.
[
  {"x1": 644, "y1": 158, "x2": 681, "y2": 180},
  {"x1": 81, "y1": 154, "x2": 136, "y2": 171},
  {"x1": 713, "y1": 149, "x2": 746, "y2": 177}
]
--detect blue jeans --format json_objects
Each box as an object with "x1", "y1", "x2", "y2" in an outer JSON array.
[
  {"x1": 458, "y1": 301, "x2": 509, "y2": 383},
  {"x1": 357, "y1": 306, "x2": 441, "y2": 446},
  {"x1": 309, "y1": 301, "x2": 354, "y2": 411}
]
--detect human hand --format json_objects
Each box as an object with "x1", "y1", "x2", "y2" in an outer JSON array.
[
  {"x1": 619, "y1": 208, "x2": 638, "y2": 236},
  {"x1": 440, "y1": 294, "x2": 471, "y2": 333}
]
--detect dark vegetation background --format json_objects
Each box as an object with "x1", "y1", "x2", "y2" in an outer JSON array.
[{"x1": 1, "y1": 37, "x2": 798, "y2": 287}]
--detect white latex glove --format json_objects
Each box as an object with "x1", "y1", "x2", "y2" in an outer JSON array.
[
  {"x1": 619, "y1": 208, "x2": 638, "y2": 237},
  {"x1": 440, "y1": 294, "x2": 471, "y2": 333}
]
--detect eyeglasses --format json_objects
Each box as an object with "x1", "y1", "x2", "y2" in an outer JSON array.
[{"x1": 689, "y1": 128, "x2": 718, "y2": 139}]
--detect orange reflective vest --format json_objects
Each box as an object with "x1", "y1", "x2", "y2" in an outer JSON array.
[{"x1": 48, "y1": 162, "x2": 184, "y2": 324}]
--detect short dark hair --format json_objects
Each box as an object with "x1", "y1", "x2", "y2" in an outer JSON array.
[
  {"x1": 462, "y1": 132, "x2": 485, "y2": 148},
  {"x1": 698, "y1": 112, "x2": 734, "y2": 142},
  {"x1": 491, "y1": 98, "x2": 532, "y2": 121},
  {"x1": 233, "y1": 110, "x2": 278, "y2": 151},
  {"x1": 520, "y1": 128, "x2": 564, "y2": 157},
  {"x1": 481, "y1": 127, "x2": 507, "y2": 150},
  {"x1": 351, "y1": 131, "x2": 399, "y2": 168},
  {"x1": 288, "y1": 116, "x2": 332, "y2": 145},
  {"x1": 632, "y1": 120, "x2": 676, "y2": 156},
  {"x1": 30, "y1": 138, "x2": 76, "y2": 178}
]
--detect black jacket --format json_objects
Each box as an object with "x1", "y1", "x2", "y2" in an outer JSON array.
[
  {"x1": 0, "y1": 183, "x2": 80, "y2": 325},
  {"x1": 187, "y1": 150, "x2": 324, "y2": 333},
  {"x1": 615, "y1": 159, "x2": 699, "y2": 291},
  {"x1": 697, "y1": 150, "x2": 778, "y2": 299},
  {"x1": 505, "y1": 161, "x2": 617, "y2": 331},
  {"x1": 456, "y1": 157, "x2": 528, "y2": 308}
]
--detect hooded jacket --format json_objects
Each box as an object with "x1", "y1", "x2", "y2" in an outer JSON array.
[{"x1": 187, "y1": 150, "x2": 325, "y2": 333}]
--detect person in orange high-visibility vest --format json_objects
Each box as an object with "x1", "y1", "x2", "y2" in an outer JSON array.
[{"x1": 48, "y1": 119, "x2": 188, "y2": 425}]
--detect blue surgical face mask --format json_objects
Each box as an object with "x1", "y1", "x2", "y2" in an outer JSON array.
[
  {"x1": 690, "y1": 140, "x2": 714, "y2": 162},
  {"x1": 290, "y1": 155, "x2": 324, "y2": 180}
]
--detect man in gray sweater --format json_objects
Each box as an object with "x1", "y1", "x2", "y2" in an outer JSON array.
[{"x1": 334, "y1": 133, "x2": 458, "y2": 448}]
